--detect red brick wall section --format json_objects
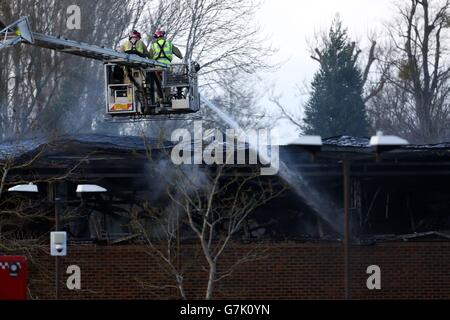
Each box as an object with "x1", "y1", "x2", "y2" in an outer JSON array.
[{"x1": 26, "y1": 242, "x2": 450, "y2": 300}]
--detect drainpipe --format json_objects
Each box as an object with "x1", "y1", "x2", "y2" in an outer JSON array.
[{"x1": 343, "y1": 159, "x2": 351, "y2": 300}]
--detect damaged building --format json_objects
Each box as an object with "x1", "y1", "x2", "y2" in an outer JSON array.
[{"x1": 1, "y1": 134, "x2": 450, "y2": 299}]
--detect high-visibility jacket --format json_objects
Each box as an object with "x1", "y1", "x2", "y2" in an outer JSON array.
[
  {"x1": 151, "y1": 38, "x2": 174, "y2": 65},
  {"x1": 122, "y1": 40, "x2": 147, "y2": 56}
]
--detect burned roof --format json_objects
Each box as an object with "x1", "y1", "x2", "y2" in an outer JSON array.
[
  {"x1": 322, "y1": 135, "x2": 450, "y2": 150},
  {"x1": 323, "y1": 136, "x2": 371, "y2": 148},
  {"x1": 3, "y1": 134, "x2": 450, "y2": 243},
  {"x1": 0, "y1": 134, "x2": 174, "y2": 161},
  {"x1": 3, "y1": 134, "x2": 450, "y2": 164},
  {"x1": 0, "y1": 136, "x2": 48, "y2": 159},
  {"x1": 281, "y1": 135, "x2": 450, "y2": 162}
]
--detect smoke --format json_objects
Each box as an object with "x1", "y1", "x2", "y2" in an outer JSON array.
[
  {"x1": 279, "y1": 152, "x2": 343, "y2": 233},
  {"x1": 141, "y1": 153, "x2": 211, "y2": 240},
  {"x1": 200, "y1": 94, "x2": 343, "y2": 234},
  {"x1": 145, "y1": 148, "x2": 209, "y2": 195}
]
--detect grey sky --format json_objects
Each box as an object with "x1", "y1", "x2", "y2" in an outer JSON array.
[{"x1": 256, "y1": 0, "x2": 395, "y2": 135}]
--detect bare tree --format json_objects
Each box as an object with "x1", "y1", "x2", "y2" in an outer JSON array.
[
  {"x1": 120, "y1": 0, "x2": 276, "y2": 137},
  {"x1": 139, "y1": 0, "x2": 273, "y2": 83},
  {"x1": 129, "y1": 144, "x2": 285, "y2": 299},
  {"x1": 0, "y1": 0, "x2": 146, "y2": 138},
  {"x1": 2, "y1": 0, "x2": 273, "y2": 140},
  {"x1": 368, "y1": 0, "x2": 450, "y2": 143},
  {"x1": 201, "y1": 70, "x2": 270, "y2": 131}
]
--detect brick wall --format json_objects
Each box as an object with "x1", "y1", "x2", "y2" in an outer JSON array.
[{"x1": 26, "y1": 242, "x2": 450, "y2": 300}]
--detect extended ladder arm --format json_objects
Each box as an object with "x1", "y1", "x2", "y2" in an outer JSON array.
[
  {"x1": 0, "y1": 17, "x2": 34, "y2": 49},
  {"x1": 0, "y1": 17, "x2": 167, "y2": 69}
]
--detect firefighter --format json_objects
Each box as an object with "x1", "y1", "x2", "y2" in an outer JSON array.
[
  {"x1": 117, "y1": 30, "x2": 148, "y2": 84},
  {"x1": 119, "y1": 30, "x2": 149, "y2": 58},
  {"x1": 148, "y1": 30, "x2": 184, "y2": 104},
  {"x1": 149, "y1": 30, "x2": 183, "y2": 64}
]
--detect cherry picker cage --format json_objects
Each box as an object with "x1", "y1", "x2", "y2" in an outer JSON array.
[
  {"x1": 0, "y1": 16, "x2": 201, "y2": 118},
  {"x1": 105, "y1": 62, "x2": 200, "y2": 117}
]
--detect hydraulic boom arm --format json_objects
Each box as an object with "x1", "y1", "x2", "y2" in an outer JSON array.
[{"x1": 0, "y1": 16, "x2": 167, "y2": 69}]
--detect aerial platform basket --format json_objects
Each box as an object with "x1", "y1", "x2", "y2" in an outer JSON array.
[{"x1": 163, "y1": 63, "x2": 190, "y2": 88}]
